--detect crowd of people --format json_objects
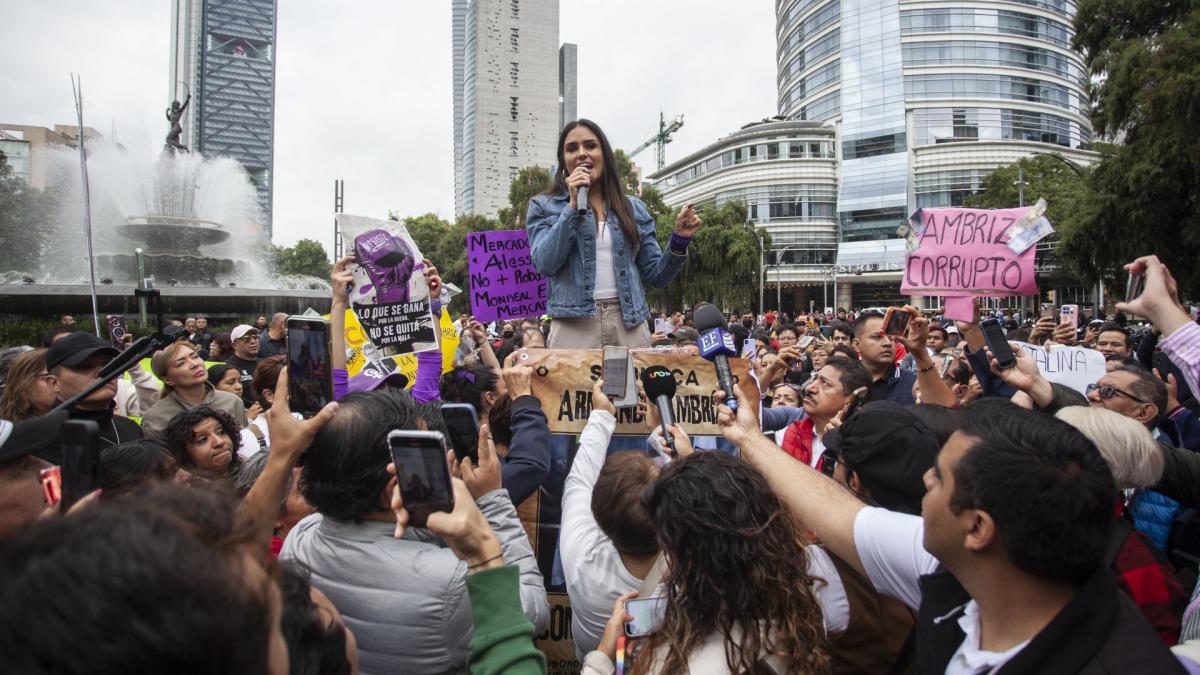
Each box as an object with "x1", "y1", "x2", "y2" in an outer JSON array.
[
  {"x1": 2, "y1": 253, "x2": 1200, "y2": 674},
  {"x1": 2, "y1": 114, "x2": 1200, "y2": 675}
]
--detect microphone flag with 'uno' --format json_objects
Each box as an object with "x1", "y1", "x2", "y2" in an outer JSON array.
[
  {"x1": 694, "y1": 303, "x2": 739, "y2": 411},
  {"x1": 641, "y1": 364, "x2": 678, "y2": 456}
]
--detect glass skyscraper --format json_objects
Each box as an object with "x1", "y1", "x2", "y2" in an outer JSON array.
[
  {"x1": 776, "y1": 0, "x2": 1095, "y2": 307},
  {"x1": 171, "y1": 0, "x2": 278, "y2": 232}
]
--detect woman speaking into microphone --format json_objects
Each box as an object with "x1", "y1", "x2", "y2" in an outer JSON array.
[{"x1": 526, "y1": 119, "x2": 701, "y2": 349}]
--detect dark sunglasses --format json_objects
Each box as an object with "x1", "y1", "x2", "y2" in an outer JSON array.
[{"x1": 1086, "y1": 383, "x2": 1148, "y2": 405}]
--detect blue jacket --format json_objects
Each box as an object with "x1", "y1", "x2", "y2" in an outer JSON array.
[
  {"x1": 1130, "y1": 488, "x2": 1181, "y2": 552},
  {"x1": 504, "y1": 395, "x2": 553, "y2": 504},
  {"x1": 525, "y1": 192, "x2": 686, "y2": 328}
]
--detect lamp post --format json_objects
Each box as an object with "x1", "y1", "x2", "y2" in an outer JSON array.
[{"x1": 772, "y1": 245, "x2": 805, "y2": 311}]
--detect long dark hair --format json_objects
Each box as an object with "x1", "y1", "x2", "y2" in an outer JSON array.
[
  {"x1": 635, "y1": 452, "x2": 830, "y2": 674},
  {"x1": 548, "y1": 119, "x2": 640, "y2": 249}
]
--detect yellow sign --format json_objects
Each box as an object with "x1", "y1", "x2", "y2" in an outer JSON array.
[{"x1": 342, "y1": 309, "x2": 460, "y2": 384}]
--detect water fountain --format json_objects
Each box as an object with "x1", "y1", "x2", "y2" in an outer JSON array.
[{"x1": 0, "y1": 136, "x2": 330, "y2": 317}]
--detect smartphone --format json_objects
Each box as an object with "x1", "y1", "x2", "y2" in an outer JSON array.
[
  {"x1": 286, "y1": 316, "x2": 333, "y2": 418},
  {"x1": 844, "y1": 385, "x2": 870, "y2": 418},
  {"x1": 60, "y1": 419, "x2": 100, "y2": 510},
  {"x1": 882, "y1": 307, "x2": 912, "y2": 337},
  {"x1": 654, "y1": 317, "x2": 669, "y2": 335},
  {"x1": 1126, "y1": 272, "x2": 1144, "y2": 304},
  {"x1": 39, "y1": 466, "x2": 62, "y2": 507},
  {"x1": 106, "y1": 315, "x2": 128, "y2": 349},
  {"x1": 1060, "y1": 304, "x2": 1079, "y2": 329},
  {"x1": 1040, "y1": 303, "x2": 1056, "y2": 320},
  {"x1": 981, "y1": 318, "x2": 1017, "y2": 369},
  {"x1": 387, "y1": 430, "x2": 454, "y2": 528},
  {"x1": 938, "y1": 355, "x2": 955, "y2": 379},
  {"x1": 624, "y1": 596, "x2": 667, "y2": 638},
  {"x1": 602, "y1": 346, "x2": 628, "y2": 398},
  {"x1": 440, "y1": 403, "x2": 480, "y2": 465}
]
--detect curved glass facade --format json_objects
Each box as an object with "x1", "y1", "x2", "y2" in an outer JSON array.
[
  {"x1": 657, "y1": 135, "x2": 835, "y2": 191},
  {"x1": 904, "y1": 73, "x2": 1085, "y2": 114},
  {"x1": 902, "y1": 40, "x2": 1084, "y2": 82},
  {"x1": 779, "y1": 59, "x2": 841, "y2": 112},
  {"x1": 913, "y1": 107, "x2": 1090, "y2": 149},
  {"x1": 779, "y1": 1, "x2": 841, "y2": 59},
  {"x1": 900, "y1": 8, "x2": 1074, "y2": 49}
]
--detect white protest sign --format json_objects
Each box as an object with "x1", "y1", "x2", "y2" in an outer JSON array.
[{"x1": 1014, "y1": 341, "x2": 1105, "y2": 394}]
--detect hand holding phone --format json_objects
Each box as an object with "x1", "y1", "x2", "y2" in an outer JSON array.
[
  {"x1": 286, "y1": 316, "x2": 333, "y2": 418},
  {"x1": 624, "y1": 596, "x2": 667, "y2": 638},
  {"x1": 388, "y1": 430, "x2": 454, "y2": 528},
  {"x1": 602, "y1": 346, "x2": 629, "y2": 398},
  {"x1": 882, "y1": 307, "x2": 912, "y2": 337},
  {"x1": 60, "y1": 420, "x2": 100, "y2": 511},
  {"x1": 981, "y1": 318, "x2": 1016, "y2": 369},
  {"x1": 1059, "y1": 305, "x2": 1079, "y2": 329},
  {"x1": 440, "y1": 403, "x2": 480, "y2": 465}
]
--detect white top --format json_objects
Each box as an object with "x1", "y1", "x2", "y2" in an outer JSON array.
[
  {"x1": 592, "y1": 218, "x2": 619, "y2": 300},
  {"x1": 853, "y1": 507, "x2": 1029, "y2": 675},
  {"x1": 564, "y1": 410, "x2": 849, "y2": 661}
]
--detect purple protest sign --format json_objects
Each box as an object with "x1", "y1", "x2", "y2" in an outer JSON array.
[{"x1": 467, "y1": 230, "x2": 547, "y2": 323}]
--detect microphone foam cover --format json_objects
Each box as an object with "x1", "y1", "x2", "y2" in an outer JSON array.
[
  {"x1": 640, "y1": 365, "x2": 677, "y2": 399},
  {"x1": 693, "y1": 303, "x2": 726, "y2": 332}
]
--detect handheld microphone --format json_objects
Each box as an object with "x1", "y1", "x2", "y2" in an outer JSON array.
[
  {"x1": 640, "y1": 365, "x2": 678, "y2": 456},
  {"x1": 694, "y1": 303, "x2": 739, "y2": 412},
  {"x1": 576, "y1": 162, "x2": 592, "y2": 216}
]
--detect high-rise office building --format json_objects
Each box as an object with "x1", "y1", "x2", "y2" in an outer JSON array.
[
  {"x1": 171, "y1": 0, "x2": 277, "y2": 232},
  {"x1": 776, "y1": 0, "x2": 1095, "y2": 309},
  {"x1": 453, "y1": 0, "x2": 561, "y2": 218},
  {"x1": 559, "y1": 42, "x2": 577, "y2": 129}
]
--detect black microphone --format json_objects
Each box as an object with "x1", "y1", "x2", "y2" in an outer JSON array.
[
  {"x1": 95, "y1": 333, "x2": 172, "y2": 380},
  {"x1": 694, "y1": 303, "x2": 739, "y2": 412},
  {"x1": 640, "y1": 365, "x2": 678, "y2": 456},
  {"x1": 576, "y1": 162, "x2": 592, "y2": 215}
]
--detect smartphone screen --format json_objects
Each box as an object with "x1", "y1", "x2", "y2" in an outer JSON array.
[
  {"x1": 440, "y1": 403, "x2": 480, "y2": 465},
  {"x1": 602, "y1": 346, "x2": 628, "y2": 397},
  {"x1": 981, "y1": 318, "x2": 1017, "y2": 369},
  {"x1": 654, "y1": 318, "x2": 669, "y2": 335},
  {"x1": 286, "y1": 317, "x2": 333, "y2": 418},
  {"x1": 882, "y1": 308, "x2": 912, "y2": 337},
  {"x1": 60, "y1": 419, "x2": 100, "y2": 510},
  {"x1": 624, "y1": 596, "x2": 667, "y2": 638},
  {"x1": 388, "y1": 430, "x2": 454, "y2": 528}
]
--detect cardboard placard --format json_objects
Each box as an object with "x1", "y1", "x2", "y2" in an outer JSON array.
[
  {"x1": 341, "y1": 309, "x2": 459, "y2": 386},
  {"x1": 527, "y1": 349, "x2": 759, "y2": 436},
  {"x1": 467, "y1": 230, "x2": 547, "y2": 322}
]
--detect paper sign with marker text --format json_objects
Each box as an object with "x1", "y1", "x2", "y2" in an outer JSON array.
[
  {"x1": 902, "y1": 206, "x2": 1039, "y2": 297},
  {"x1": 1014, "y1": 341, "x2": 1105, "y2": 395},
  {"x1": 467, "y1": 230, "x2": 547, "y2": 323}
]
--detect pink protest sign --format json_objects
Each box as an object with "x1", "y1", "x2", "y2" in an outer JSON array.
[
  {"x1": 901, "y1": 206, "x2": 1038, "y2": 297},
  {"x1": 467, "y1": 230, "x2": 547, "y2": 323}
]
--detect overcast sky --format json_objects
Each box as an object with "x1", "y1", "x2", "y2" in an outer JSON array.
[{"x1": 0, "y1": 1, "x2": 775, "y2": 252}]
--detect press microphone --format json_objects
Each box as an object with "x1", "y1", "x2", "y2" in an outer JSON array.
[
  {"x1": 640, "y1": 365, "x2": 678, "y2": 456},
  {"x1": 95, "y1": 332, "x2": 172, "y2": 380},
  {"x1": 694, "y1": 303, "x2": 739, "y2": 412},
  {"x1": 576, "y1": 162, "x2": 592, "y2": 215}
]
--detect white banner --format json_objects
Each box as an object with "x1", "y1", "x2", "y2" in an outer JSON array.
[{"x1": 1014, "y1": 341, "x2": 1106, "y2": 394}]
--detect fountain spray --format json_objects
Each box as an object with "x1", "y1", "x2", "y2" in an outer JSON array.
[{"x1": 71, "y1": 73, "x2": 101, "y2": 337}]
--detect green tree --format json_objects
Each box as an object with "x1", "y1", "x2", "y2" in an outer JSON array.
[
  {"x1": 1066, "y1": 0, "x2": 1200, "y2": 297},
  {"x1": 614, "y1": 149, "x2": 641, "y2": 195},
  {"x1": 272, "y1": 239, "x2": 331, "y2": 278},
  {"x1": 647, "y1": 200, "x2": 768, "y2": 313},
  {"x1": 496, "y1": 166, "x2": 552, "y2": 227},
  {"x1": 963, "y1": 154, "x2": 1091, "y2": 230},
  {"x1": 639, "y1": 185, "x2": 671, "y2": 222},
  {"x1": 0, "y1": 150, "x2": 56, "y2": 277}
]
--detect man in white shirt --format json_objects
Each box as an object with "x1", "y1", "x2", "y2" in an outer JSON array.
[{"x1": 717, "y1": 392, "x2": 1186, "y2": 674}]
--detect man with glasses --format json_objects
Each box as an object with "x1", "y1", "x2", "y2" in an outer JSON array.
[{"x1": 224, "y1": 325, "x2": 261, "y2": 407}]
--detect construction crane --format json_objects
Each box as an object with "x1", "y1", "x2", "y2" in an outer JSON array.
[{"x1": 629, "y1": 112, "x2": 684, "y2": 172}]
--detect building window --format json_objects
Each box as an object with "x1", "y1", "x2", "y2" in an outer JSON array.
[
  {"x1": 510, "y1": 28, "x2": 519, "y2": 52},
  {"x1": 510, "y1": 132, "x2": 519, "y2": 157},
  {"x1": 510, "y1": 62, "x2": 519, "y2": 87},
  {"x1": 511, "y1": 0, "x2": 519, "y2": 19},
  {"x1": 510, "y1": 96, "x2": 518, "y2": 121}
]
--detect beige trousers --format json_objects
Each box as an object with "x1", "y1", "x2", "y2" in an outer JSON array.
[{"x1": 547, "y1": 299, "x2": 651, "y2": 349}]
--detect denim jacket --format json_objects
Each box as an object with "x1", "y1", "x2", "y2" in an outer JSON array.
[{"x1": 526, "y1": 191, "x2": 686, "y2": 328}]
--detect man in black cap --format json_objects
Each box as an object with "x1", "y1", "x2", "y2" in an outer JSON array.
[
  {"x1": 40, "y1": 333, "x2": 143, "y2": 462},
  {"x1": 821, "y1": 401, "x2": 941, "y2": 515}
]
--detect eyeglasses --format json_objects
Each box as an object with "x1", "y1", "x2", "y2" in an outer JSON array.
[{"x1": 1086, "y1": 383, "x2": 1148, "y2": 404}]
